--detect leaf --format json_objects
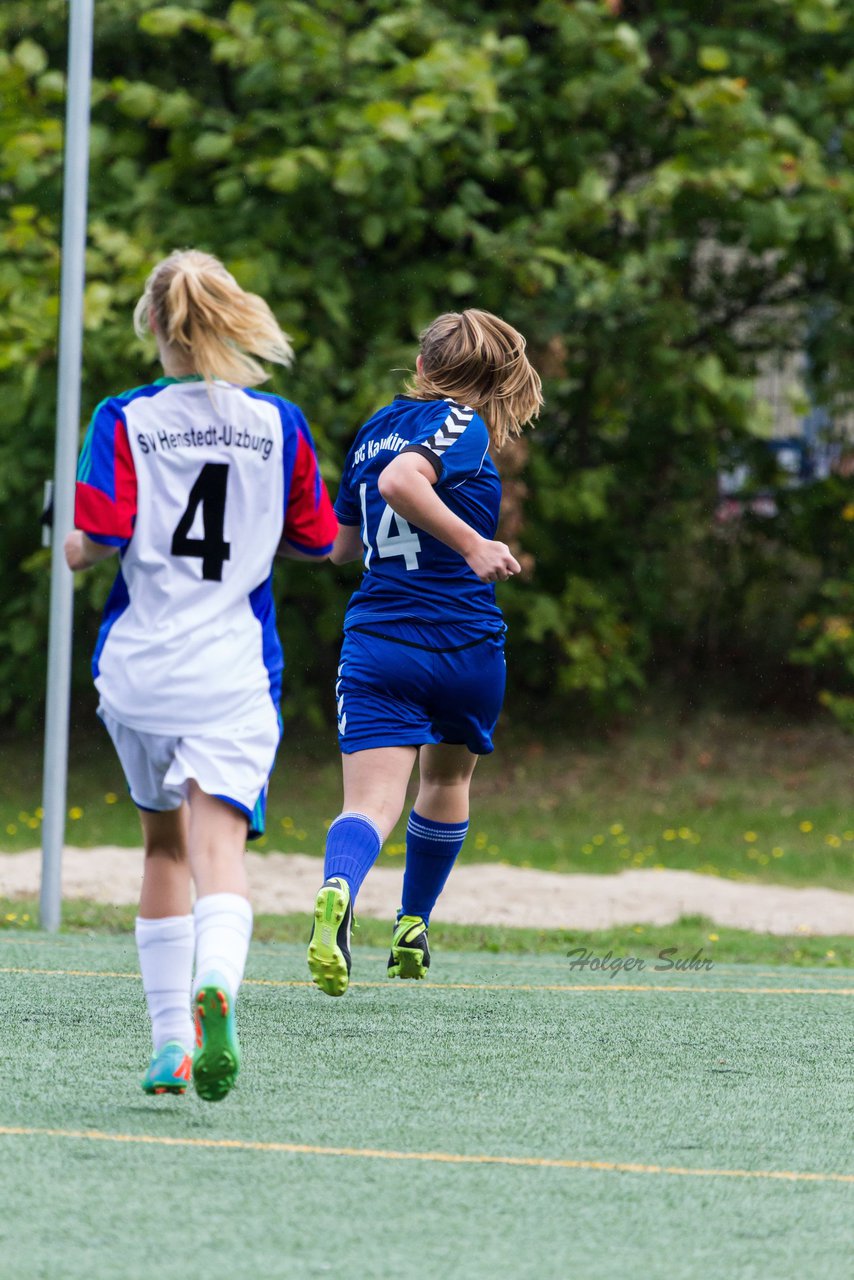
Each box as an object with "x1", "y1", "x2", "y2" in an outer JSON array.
[
  {"x1": 138, "y1": 7, "x2": 191, "y2": 38},
  {"x1": 447, "y1": 269, "x2": 476, "y2": 295},
  {"x1": 360, "y1": 215, "x2": 385, "y2": 248},
  {"x1": 192, "y1": 132, "x2": 233, "y2": 162},
  {"x1": 12, "y1": 40, "x2": 48, "y2": 77},
  {"x1": 266, "y1": 155, "x2": 300, "y2": 192},
  {"x1": 115, "y1": 81, "x2": 160, "y2": 120},
  {"x1": 332, "y1": 150, "x2": 371, "y2": 196},
  {"x1": 363, "y1": 101, "x2": 412, "y2": 141},
  {"x1": 227, "y1": 2, "x2": 256, "y2": 37},
  {"x1": 698, "y1": 46, "x2": 730, "y2": 72},
  {"x1": 82, "y1": 281, "x2": 114, "y2": 331}
]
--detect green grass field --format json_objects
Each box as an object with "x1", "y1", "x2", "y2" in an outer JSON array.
[
  {"x1": 2, "y1": 931, "x2": 852, "y2": 1279},
  {"x1": 2, "y1": 711, "x2": 853, "y2": 885},
  {"x1": 3, "y1": 708, "x2": 849, "y2": 1273},
  {"x1": 3, "y1": 900, "x2": 853, "y2": 968}
]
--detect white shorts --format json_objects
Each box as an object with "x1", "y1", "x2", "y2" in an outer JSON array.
[{"x1": 98, "y1": 706, "x2": 281, "y2": 838}]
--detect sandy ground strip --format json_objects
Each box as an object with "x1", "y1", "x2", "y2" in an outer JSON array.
[{"x1": 3, "y1": 846, "x2": 853, "y2": 936}]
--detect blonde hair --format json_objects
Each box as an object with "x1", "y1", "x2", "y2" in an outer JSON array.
[
  {"x1": 408, "y1": 309, "x2": 543, "y2": 448},
  {"x1": 133, "y1": 249, "x2": 293, "y2": 386}
]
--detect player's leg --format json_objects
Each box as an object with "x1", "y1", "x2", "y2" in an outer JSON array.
[
  {"x1": 166, "y1": 713, "x2": 278, "y2": 1099},
  {"x1": 388, "y1": 744, "x2": 477, "y2": 980},
  {"x1": 309, "y1": 745, "x2": 415, "y2": 996},
  {"x1": 329, "y1": 628, "x2": 429, "y2": 893},
  {"x1": 414, "y1": 742, "x2": 478, "y2": 823},
  {"x1": 309, "y1": 628, "x2": 430, "y2": 995},
  {"x1": 97, "y1": 711, "x2": 195, "y2": 1094},
  {"x1": 136, "y1": 805, "x2": 196, "y2": 1094},
  {"x1": 389, "y1": 633, "x2": 506, "y2": 979},
  {"x1": 139, "y1": 805, "x2": 192, "y2": 916},
  {"x1": 186, "y1": 783, "x2": 252, "y2": 1102},
  {"x1": 336, "y1": 744, "x2": 418, "y2": 879}
]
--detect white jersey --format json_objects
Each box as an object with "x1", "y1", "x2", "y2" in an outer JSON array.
[{"x1": 75, "y1": 377, "x2": 336, "y2": 734}]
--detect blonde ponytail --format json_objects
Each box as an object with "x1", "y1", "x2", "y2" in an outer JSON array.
[
  {"x1": 407, "y1": 309, "x2": 543, "y2": 448},
  {"x1": 134, "y1": 250, "x2": 293, "y2": 386}
]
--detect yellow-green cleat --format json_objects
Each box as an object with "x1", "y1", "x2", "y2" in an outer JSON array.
[
  {"x1": 387, "y1": 915, "x2": 430, "y2": 980},
  {"x1": 307, "y1": 877, "x2": 352, "y2": 996},
  {"x1": 192, "y1": 973, "x2": 240, "y2": 1102}
]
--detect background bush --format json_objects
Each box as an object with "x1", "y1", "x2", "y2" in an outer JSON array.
[{"x1": 1, "y1": 0, "x2": 852, "y2": 728}]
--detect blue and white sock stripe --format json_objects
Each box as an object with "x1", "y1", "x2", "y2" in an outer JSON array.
[
  {"x1": 330, "y1": 810, "x2": 384, "y2": 846},
  {"x1": 421, "y1": 401, "x2": 474, "y2": 458},
  {"x1": 407, "y1": 815, "x2": 469, "y2": 842}
]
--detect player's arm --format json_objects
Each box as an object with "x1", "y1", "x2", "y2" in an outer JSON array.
[
  {"x1": 276, "y1": 535, "x2": 330, "y2": 562},
  {"x1": 65, "y1": 531, "x2": 119, "y2": 571},
  {"x1": 378, "y1": 453, "x2": 520, "y2": 584},
  {"x1": 330, "y1": 441, "x2": 363, "y2": 564},
  {"x1": 329, "y1": 524, "x2": 363, "y2": 565},
  {"x1": 71, "y1": 397, "x2": 137, "y2": 569}
]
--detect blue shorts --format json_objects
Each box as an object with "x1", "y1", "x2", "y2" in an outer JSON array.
[{"x1": 336, "y1": 624, "x2": 506, "y2": 756}]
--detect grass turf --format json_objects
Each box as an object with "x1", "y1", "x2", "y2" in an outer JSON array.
[
  {"x1": 2, "y1": 711, "x2": 853, "y2": 885},
  {"x1": 2, "y1": 933, "x2": 851, "y2": 1279},
  {"x1": 2, "y1": 899, "x2": 852, "y2": 968}
]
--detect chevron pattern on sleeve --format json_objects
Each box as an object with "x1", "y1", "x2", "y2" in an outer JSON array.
[{"x1": 421, "y1": 401, "x2": 474, "y2": 457}]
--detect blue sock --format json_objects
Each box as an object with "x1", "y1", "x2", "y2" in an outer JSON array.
[
  {"x1": 400, "y1": 811, "x2": 469, "y2": 926},
  {"x1": 324, "y1": 811, "x2": 383, "y2": 904}
]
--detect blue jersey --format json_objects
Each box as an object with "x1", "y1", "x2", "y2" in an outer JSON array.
[{"x1": 334, "y1": 396, "x2": 505, "y2": 631}]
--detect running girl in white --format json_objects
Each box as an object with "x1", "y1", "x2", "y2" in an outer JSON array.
[
  {"x1": 306, "y1": 309, "x2": 542, "y2": 995},
  {"x1": 66, "y1": 250, "x2": 337, "y2": 1098}
]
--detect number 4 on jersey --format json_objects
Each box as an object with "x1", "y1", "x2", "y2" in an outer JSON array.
[
  {"x1": 359, "y1": 483, "x2": 421, "y2": 570},
  {"x1": 171, "y1": 462, "x2": 231, "y2": 581}
]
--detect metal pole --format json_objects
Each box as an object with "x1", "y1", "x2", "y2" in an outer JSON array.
[{"x1": 40, "y1": 0, "x2": 95, "y2": 930}]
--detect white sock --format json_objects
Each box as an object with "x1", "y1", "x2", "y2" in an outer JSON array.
[
  {"x1": 135, "y1": 914, "x2": 195, "y2": 1055},
  {"x1": 193, "y1": 893, "x2": 253, "y2": 1001}
]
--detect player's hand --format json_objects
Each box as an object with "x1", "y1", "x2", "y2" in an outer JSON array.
[
  {"x1": 65, "y1": 530, "x2": 119, "y2": 571},
  {"x1": 465, "y1": 537, "x2": 521, "y2": 583},
  {"x1": 64, "y1": 530, "x2": 88, "y2": 570},
  {"x1": 64, "y1": 530, "x2": 96, "y2": 571}
]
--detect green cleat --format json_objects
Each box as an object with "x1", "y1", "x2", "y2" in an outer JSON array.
[
  {"x1": 192, "y1": 973, "x2": 240, "y2": 1102},
  {"x1": 141, "y1": 1041, "x2": 193, "y2": 1095},
  {"x1": 387, "y1": 915, "x2": 430, "y2": 980},
  {"x1": 307, "y1": 877, "x2": 352, "y2": 997}
]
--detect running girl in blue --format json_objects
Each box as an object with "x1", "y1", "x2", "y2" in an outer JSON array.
[{"x1": 307, "y1": 309, "x2": 543, "y2": 995}]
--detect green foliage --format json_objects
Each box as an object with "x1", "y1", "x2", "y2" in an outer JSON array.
[
  {"x1": 1, "y1": 1, "x2": 853, "y2": 726},
  {"x1": 792, "y1": 576, "x2": 854, "y2": 728}
]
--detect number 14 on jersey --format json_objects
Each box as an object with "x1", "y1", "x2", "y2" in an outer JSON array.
[{"x1": 359, "y1": 483, "x2": 422, "y2": 571}]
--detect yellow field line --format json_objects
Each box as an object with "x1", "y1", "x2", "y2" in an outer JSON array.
[
  {"x1": 0, "y1": 1125, "x2": 850, "y2": 1184},
  {"x1": 0, "y1": 966, "x2": 139, "y2": 981},
  {"x1": 5, "y1": 937, "x2": 853, "y2": 976},
  {"x1": 0, "y1": 965, "x2": 851, "y2": 995}
]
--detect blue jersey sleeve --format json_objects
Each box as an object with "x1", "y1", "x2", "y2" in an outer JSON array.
[
  {"x1": 334, "y1": 444, "x2": 361, "y2": 525},
  {"x1": 402, "y1": 402, "x2": 490, "y2": 489}
]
